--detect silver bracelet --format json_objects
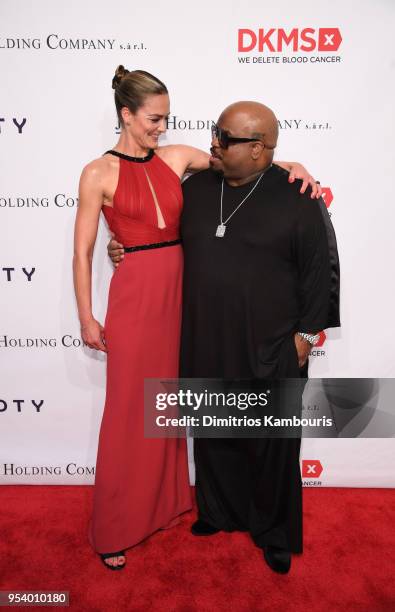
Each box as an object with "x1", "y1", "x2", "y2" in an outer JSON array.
[{"x1": 297, "y1": 332, "x2": 320, "y2": 346}]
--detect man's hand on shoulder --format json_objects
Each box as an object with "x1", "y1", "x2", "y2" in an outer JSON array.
[{"x1": 107, "y1": 235, "x2": 124, "y2": 268}]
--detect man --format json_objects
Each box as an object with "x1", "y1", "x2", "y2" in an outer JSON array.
[{"x1": 109, "y1": 101, "x2": 340, "y2": 573}]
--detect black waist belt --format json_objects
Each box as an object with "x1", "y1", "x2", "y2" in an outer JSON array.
[{"x1": 124, "y1": 239, "x2": 182, "y2": 253}]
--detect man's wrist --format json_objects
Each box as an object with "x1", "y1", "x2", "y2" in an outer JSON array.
[{"x1": 297, "y1": 332, "x2": 320, "y2": 346}]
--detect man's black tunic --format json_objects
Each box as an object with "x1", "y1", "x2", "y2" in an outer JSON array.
[{"x1": 180, "y1": 165, "x2": 340, "y2": 552}]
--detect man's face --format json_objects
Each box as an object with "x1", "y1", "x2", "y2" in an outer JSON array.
[{"x1": 209, "y1": 112, "x2": 261, "y2": 179}]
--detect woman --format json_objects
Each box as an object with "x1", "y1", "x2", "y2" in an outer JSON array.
[{"x1": 73, "y1": 65, "x2": 320, "y2": 570}]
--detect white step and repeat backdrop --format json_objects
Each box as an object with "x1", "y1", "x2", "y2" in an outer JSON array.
[{"x1": 1, "y1": 0, "x2": 394, "y2": 486}]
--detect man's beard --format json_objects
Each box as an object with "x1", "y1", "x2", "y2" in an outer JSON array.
[{"x1": 209, "y1": 158, "x2": 224, "y2": 176}]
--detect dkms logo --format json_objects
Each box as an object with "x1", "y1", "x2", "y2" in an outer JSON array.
[
  {"x1": 238, "y1": 28, "x2": 342, "y2": 53},
  {"x1": 238, "y1": 28, "x2": 343, "y2": 65}
]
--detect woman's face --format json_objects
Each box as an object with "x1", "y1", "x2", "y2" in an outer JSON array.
[{"x1": 122, "y1": 93, "x2": 170, "y2": 150}]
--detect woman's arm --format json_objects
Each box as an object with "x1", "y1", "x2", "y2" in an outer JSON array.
[
  {"x1": 183, "y1": 146, "x2": 210, "y2": 173},
  {"x1": 275, "y1": 161, "x2": 322, "y2": 198},
  {"x1": 73, "y1": 162, "x2": 107, "y2": 352},
  {"x1": 158, "y1": 146, "x2": 320, "y2": 198},
  {"x1": 157, "y1": 145, "x2": 210, "y2": 177}
]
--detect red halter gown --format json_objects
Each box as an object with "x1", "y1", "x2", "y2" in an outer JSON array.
[{"x1": 90, "y1": 150, "x2": 192, "y2": 553}]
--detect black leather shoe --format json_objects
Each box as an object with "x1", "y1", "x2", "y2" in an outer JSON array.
[
  {"x1": 191, "y1": 519, "x2": 220, "y2": 536},
  {"x1": 263, "y1": 546, "x2": 291, "y2": 574}
]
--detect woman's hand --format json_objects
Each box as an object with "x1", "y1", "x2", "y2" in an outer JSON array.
[
  {"x1": 276, "y1": 161, "x2": 322, "y2": 199},
  {"x1": 81, "y1": 318, "x2": 107, "y2": 352}
]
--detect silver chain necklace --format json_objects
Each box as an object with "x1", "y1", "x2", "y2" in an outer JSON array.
[{"x1": 215, "y1": 169, "x2": 268, "y2": 238}]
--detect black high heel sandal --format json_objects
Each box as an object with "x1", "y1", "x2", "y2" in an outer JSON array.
[{"x1": 100, "y1": 550, "x2": 126, "y2": 570}]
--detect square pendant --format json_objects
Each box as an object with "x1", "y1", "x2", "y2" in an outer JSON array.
[{"x1": 216, "y1": 224, "x2": 226, "y2": 238}]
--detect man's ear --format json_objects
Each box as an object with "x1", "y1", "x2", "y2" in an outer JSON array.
[{"x1": 251, "y1": 141, "x2": 264, "y2": 161}]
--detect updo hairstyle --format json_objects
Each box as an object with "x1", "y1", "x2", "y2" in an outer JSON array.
[{"x1": 112, "y1": 65, "x2": 168, "y2": 125}]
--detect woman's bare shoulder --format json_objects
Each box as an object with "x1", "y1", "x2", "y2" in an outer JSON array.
[
  {"x1": 82, "y1": 154, "x2": 117, "y2": 176},
  {"x1": 80, "y1": 154, "x2": 118, "y2": 186}
]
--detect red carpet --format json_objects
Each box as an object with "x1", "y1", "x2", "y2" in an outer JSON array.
[{"x1": 0, "y1": 486, "x2": 394, "y2": 611}]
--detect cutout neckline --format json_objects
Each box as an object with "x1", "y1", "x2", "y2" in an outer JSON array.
[{"x1": 105, "y1": 149, "x2": 154, "y2": 163}]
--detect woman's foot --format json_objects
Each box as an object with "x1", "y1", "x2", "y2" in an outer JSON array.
[{"x1": 100, "y1": 551, "x2": 126, "y2": 570}]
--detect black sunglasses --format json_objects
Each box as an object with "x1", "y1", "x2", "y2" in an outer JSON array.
[{"x1": 211, "y1": 123, "x2": 261, "y2": 149}]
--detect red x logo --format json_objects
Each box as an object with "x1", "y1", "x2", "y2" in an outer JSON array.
[
  {"x1": 318, "y1": 28, "x2": 342, "y2": 51},
  {"x1": 321, "y1": 187, "x2": 333, "y2": 208},
  {"x1": 302, "y1": 460, "x2": 323, "y2": 478}
]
